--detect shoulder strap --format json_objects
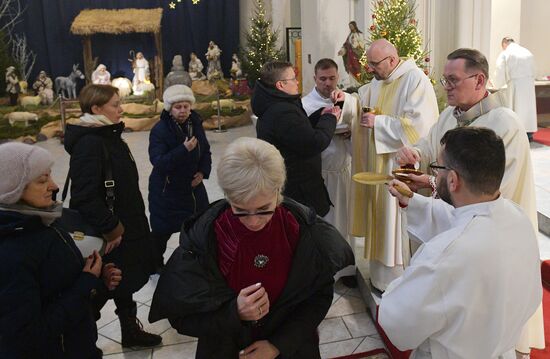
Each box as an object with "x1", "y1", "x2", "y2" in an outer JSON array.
[{"x1": 62, "y1": 141, "x2": 115, "y2": 212}]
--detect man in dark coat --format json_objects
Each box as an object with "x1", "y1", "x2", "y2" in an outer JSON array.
[
  {"x1": 149, "y1": 198, "x2": 355, "y2": 358},
  {"x1": 252, "y1": 61, "x2": 340, "y2": 216}
]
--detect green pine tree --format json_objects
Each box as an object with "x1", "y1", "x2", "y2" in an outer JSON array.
[
  {"x1": 240, "y1": 0, "x2": 284, "y2": 87},
  {"x1": 0, "y1": 31, "x2": 16, "y2": 97},
  {"x1": 362, "y1": 0, "x2": 430, "y2": 77}
]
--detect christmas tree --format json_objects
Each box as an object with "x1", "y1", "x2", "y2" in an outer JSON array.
[
  {"x1": 361, "y1": 0, "x2": 430, "y2": 76},
  {"x1": 241, "y1": 0, "x2": 284, "y2": 86}
]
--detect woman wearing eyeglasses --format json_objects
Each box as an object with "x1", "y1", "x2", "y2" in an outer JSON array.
[{"x1": 149, "y1": 137, "x2": 354, "y2": 359}]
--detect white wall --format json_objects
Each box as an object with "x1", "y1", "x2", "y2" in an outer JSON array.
[
  {"x1": 300, "y1": 0, "x2": 360, "y2": 92},
  {"x1": 521, "y1": 0, "x2": 550, "y2": 78}
]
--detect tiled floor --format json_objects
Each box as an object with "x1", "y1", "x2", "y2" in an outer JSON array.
[
  {"x1": 36, "y1": 123, "x2": 550, "y2": 358},
  {"x1": 39, "y1": 124, "x2": 387, "y2": 358}
]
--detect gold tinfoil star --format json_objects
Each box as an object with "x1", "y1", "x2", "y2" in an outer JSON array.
[
  {"x1": 169, "y1": 2, "x2": 176, "y2": 9},
  {"x1": 192, "y1": 0, "x2": 200, "y2": 4}
]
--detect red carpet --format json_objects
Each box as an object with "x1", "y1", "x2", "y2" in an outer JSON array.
[
  {"x1": 533, "y1": 128, "x2": 550, "y2": 146},
  {"x1": 531, "y1": 260, "x2": 550, "y2": 359},
  {"x1": 331, "y1": 348, "x2": 388, "y2": 359}
]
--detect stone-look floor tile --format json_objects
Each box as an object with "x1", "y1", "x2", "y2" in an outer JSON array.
[
  {"x1": 134, "y1": 276, "x2": 159, "y2": 304},
  {"x1": 319, "y1": 337, "x2": 364, "y2": 358},
  {"x1": 152, "y1": 342, "x2": 198, "y2": 359},
  {"x1": 318, "y1": 317, "x2": 352, "y2": 344},
  {"x1": 98, "y1": 299, "x2": 119, "y2": 329},
  {"x1": 326, "y1": 294, "x2": 367, "y2": 318},
  {"x1": 166, "y1": 233, "x2": 180, "y2": 250},
  {"x1": 332, "y1": 292, "x2": 342, "y2": 305},
  {"x1": 333, "y1": 279, "x2": 349, "y2": 296},
  {"x1": 354, "y1": 335, "x2": 386, "y2": 353},
  {"x1": 159, "y1": 328, "x2": 197, "y2": 346},
  {"x1": 97, "y1": 334, "x2": 132, "y2": 355},
  {"x1": 342, "y1": 312, "x2": 378, "y2": 338},
  {"x1": 103, "y1": 348, "x2": 153, "y2": 358},
  {"x1": 99, "y1": 303, "x2": 170, "y2": 344}
]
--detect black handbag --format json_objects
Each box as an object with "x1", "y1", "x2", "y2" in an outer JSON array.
[{"x1": 54, "y1": 144, "x2": 114, "y2": 257}]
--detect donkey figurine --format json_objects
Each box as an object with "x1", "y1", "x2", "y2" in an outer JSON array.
[{"x1": 55, "y1": 64, "x2": 85, "y2": 99}]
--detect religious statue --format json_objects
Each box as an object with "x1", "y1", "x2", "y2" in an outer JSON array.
[
  {"x1": 164, "y1": 54, "x2": 192, "y2": 90},
  {"x1": 205, "y1": 41, "x2": 223, "y2": 80},
  {"x1": 338, "y1": 21, "x2": 368, "y2": 87},
  {"x1": 189, "y1": 52, "x2": 206, "y2": 81},
  {"x1": 230, "y1": 53, "x2": 243, "y2": 80},
  {"x1": 129, "y1": 51, "x2": 150, "y2": 95},
  {"x1": 32, "y1": 70, "x2": 54, "y2": 105},
  {"x1": 91, "y1": 64, "x2": 111, "y2": 85},
  {"x1": 5, "y1": 66, "x2": 21, "y2": 106}
]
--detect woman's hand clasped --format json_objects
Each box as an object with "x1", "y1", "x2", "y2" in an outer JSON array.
[
  {"x1": 184, "y1": 136, "x2": 198, "y2": 151},
  {"x1": 239, "y1": 340, "x2": 280, "y2": 359},
  {"x1": 102, "y1": 263, "x2": 122, "y2": 291},
  {"x1": 83, "y1": 250, "x2": 102, "y2": 278},
  {"x1": 237, "y1": 282, "x2": 270, "y2": 321},
  {"x1": 191, "y1": 172, "x2": 204, "y2": 187}
]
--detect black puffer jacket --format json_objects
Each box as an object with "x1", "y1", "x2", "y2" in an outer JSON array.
[
  {"x1": 252, "y1": 81, "x2": 336, "y2": 216},
  {"x1": 149, "y1": 198, "x2": 354, "y2": 358},
  {"x1": 64, "y1": 122, "x2": 152, "y2": 294},
  {"x1": 0, "y1": 210, "x2": 100, "y2": 359}
]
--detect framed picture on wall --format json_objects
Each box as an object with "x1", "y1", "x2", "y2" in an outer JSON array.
[{"x1": 286, "y1": 27, "x2": 302, "y2": 64}]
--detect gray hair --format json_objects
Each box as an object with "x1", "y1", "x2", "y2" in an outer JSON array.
[{"x1": 217, "y1": 137, "x2": 286, "y2": 205}]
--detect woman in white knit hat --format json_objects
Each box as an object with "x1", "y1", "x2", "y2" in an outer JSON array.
[
  {"x1": 148, "y1": 84, "x2": 212, "y2": 272},
  {"x1": 0, "y1": 142, "x2": 121, "y2": 358}
]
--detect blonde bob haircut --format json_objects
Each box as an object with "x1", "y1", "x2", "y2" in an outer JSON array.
[{"x1": 217, "y1": 137, "x2": 286, "y2": 205}]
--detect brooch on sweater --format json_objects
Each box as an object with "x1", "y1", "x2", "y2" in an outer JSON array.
[{"x1": 254, "y1": 254, "x2": 269, "y2": 268}]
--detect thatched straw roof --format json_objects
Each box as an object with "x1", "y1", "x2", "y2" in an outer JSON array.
[{"x1": 71, "y1": 8, "x2": 163, "y2": 35}]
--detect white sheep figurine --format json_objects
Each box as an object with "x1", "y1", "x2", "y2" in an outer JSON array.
[
  {"x1": 5, "y1": 111, "x2": 39, "y2": 127},
  {"x1": 20, "y1": 95, "x2": 42, "y2": 108},
  {"x1": 211, "y1": 99, "x2": 236, "y2": 111},
  {"x1": 112, "y1": 77, "x2": 133, "y2": 98}
]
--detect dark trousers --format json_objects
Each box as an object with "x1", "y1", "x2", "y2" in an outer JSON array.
[
  {"x1": 150, "y1": 232, "x2": 172, "y2": 267},
  {"x1": 91, "y1": 286, "x2": 135, "y2": 321}
]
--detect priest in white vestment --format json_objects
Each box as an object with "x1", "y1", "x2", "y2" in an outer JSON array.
[
  {"x1": 351, "y1": 39, "x2": 438, "y2": 291},
  {"x1": 493, "y1": 37, "x2": 537, "y2": 134},
  {"x1": 302, "y1": 58, "x2": 360, "y2": 284},
  {"x1": 396, "y1": 48, "x2": 543, "y2": 357},
  {"x1": 381, "y1": 127, "x2": 542, "y2": 359}
]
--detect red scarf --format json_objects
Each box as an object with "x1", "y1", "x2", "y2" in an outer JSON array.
[{"x1": 214, "y1": 206, "x2": 300, "y2": 304}]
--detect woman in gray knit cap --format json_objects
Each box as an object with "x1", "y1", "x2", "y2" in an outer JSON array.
[{"x1": 0, "y1": 142, "x2": 121, "y2": 358}]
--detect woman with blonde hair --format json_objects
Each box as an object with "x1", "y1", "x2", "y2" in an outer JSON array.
[
  {"x1": 150, "y1": 137, "x2": 354, "y2": 358},
  {"x1": 64, "y1": 84, "x2": 161, "y2": 348}
]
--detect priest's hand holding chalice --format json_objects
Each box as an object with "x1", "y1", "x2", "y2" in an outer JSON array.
[
  {"x1": 359, "y1": 106, "x2": 377, "y2": 128},
  {"x1": 395, "y1": 146, "x2": 434, "y2": 193}
]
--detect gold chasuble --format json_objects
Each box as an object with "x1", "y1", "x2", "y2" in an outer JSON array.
[{"x1": 349, "y1": 58, "x2": 438, "y2": 291}]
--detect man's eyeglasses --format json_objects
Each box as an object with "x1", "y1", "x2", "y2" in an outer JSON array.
[
  {"x1": 231, "y1": 210, "x2": 276, "y2": 218},
  {"x1": 429, "y1": 161, "x2": 452, "y2": 176},
  {"x1": 367, "y1": 56, "x2": 390, "y2": 68},
  {"x1": 279, "y1": 77, "x2": 298, "y2": 83},
  {"x1": 439, "y1": 73, "x2": 478, "y2": 89}
]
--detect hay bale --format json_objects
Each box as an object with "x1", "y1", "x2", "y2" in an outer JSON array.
[
  {"x1": 40, "y1": 120, "x2": 63, "y2": 139},
  {"x1": 191, "y1": 80, "x2": 217, "y2": 96},
  {"x1": 202, "y1": 107, "x2": 252, "y2": 130},
  {"x1": 123, "y1": 115, "x2": 160, "y2": 132}
]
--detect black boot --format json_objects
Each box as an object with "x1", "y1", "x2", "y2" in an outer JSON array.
[{"x1": 116, "y1": 304, "x2": 162, "y2": 347}]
